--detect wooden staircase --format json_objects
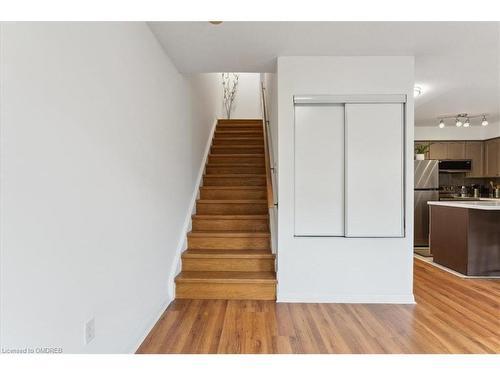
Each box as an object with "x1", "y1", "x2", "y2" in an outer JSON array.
[{"x1": 175, "y1": 119, "x2": 276, "y2": 300}]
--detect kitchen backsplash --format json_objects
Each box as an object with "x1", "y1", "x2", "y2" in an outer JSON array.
[{"x1": 439, "y1": 173, "x2": 500, "y2": 193}]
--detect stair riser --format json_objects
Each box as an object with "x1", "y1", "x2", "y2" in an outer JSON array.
[
  {"x1": 211, "y1": 147, "x2": 264, "y2": 154},
  {"x1": 213, "y1": 138, "x2": 264, "y2": 146},
  {"x1": 176, "y1": 282, "x2": 276, "y2": 300},
  {"x1": 182, "y1": 258, "x2": 275, "y2": 272},
  {"x1": 188, "y1": 237, "x2": 271, "y2": 250},
  {"x1": 214, "y1": 131, "x2": 263, "y2": 138},
  {"x1": 200, "y1": 188, "x2": 267, "y2": 200},
  {"x1": 203, "y1": 176, "x2": 266, "y2": 186},
  {"x1": 208, "y1": 155, "x2": 265, "y2": 164},
  {"x1": 217, "y1": 125, "x2": 262, "y2": 131},
  {"x1": 196, "y1": 202, "x2": 268, "y2": 215},
  {"x1": 192, "y1": 218, "x2": 269, "y2": 231},
  {"x1": 206, "y1": 165, "x2": 265, "y2": 174},
  {"x1": 218, "y1": 119, "x2": 262, "y2": 124}
]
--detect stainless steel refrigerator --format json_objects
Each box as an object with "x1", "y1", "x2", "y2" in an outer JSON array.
[{"x1": 414, "y1": 160, "x2": 439, "y2": 247}]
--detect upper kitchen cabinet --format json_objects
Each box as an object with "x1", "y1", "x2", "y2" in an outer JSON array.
[
  {"x1": 484, "y1": 138, "x2": 500, "y2": 177},
  {"x1": 429, "y1": 141, "x2": 465, "y2": 160},
  {"x1": 447, "y1": 142, "x2": 466, "y2": 159},
  {"x1": 465, "y1": 141, "x2": 484, "y2": 178},
  {"x1": 429, "y1": 142, "x2": 447, "y2": 160}
]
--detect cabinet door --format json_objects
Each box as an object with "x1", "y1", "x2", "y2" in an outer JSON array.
[
  {"x1": 465, "y1": 141, "x2": 484, "y2": 177},
  {"x1": 294, "y1": 104, "x2": 345, "y2": 236},
  {"x1": 485, "y1": 139, "x2": 499, "y2": 177},
  {"x1": 447, "y1": 141, "x2": 466, "y2": 159},
  {"x1": 497, "y1": 139, "x2": 500, "y2": 177},
  {"x1": 345, "y1": 103, "x2": 404, "y2": 237},
  {"x1": 429, "y1": 142, "x2": 448, "y2": 160}
]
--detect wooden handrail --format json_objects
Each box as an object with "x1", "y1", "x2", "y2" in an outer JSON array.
[{"x1": 261, "y1": 83, "x2": 274, "y2": 209}]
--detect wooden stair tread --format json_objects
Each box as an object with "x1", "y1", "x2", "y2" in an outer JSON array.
[
  {"x1": 214, "y1": 137, "x2": 263, "y2": 140},
  {"x1": 200, "y1": 186, "x2": 266, "y2": 190},
  {"x1": 196, "y1": 199, "x2": 267, "y2": 204},
  {"x1": 212, "y1": 145, "x2": 263, "y2": 148},
  {"x1": 188, "y1": 231, "x2": 270, "y2": 238},
  {"x1": 209, "y1": 154, "x2": 264, "y2": 157},
  {"x1": 204, "y1": 174, "x2": 266, "y2": 178},
  {"x1": 175, "y1": 271, "x2": 276, "y2": 284},
  {"x1": 206, "y1": 163, "x2": 265, "y2": 167},
  {"x1": 183, "y1": 249, "x2": 274, "y2": 258},
  {"x1": 193, "y1": 214, "x2": 269, "y2": 219},
  {"x1": 218, "y1": 119, "x2": 262, "y2": 122}
]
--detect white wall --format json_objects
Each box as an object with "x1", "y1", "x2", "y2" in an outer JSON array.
[
  {"x1": 0, "y1": 23, "x2": 217, "y2": 353},
  {"x1": 276, "y1": 56, "x2": 415, "y2": 303},
  {"x1": 415, "y1": 121, "x2": 500, "y2": 140},
  {"x1": 218, "y1": 73, "x2": 261, "y2": 119}
]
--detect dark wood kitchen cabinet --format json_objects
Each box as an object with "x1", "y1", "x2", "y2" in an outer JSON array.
[
  {"x1": 484, "y1": 138, "x2": 500, "y2": 177},
  {"x1": 429, "y1": 142, "x2": 448, "y2": 159},
  {"x1": 446, "y1": 141, "x2": 466, "y2": 159},
  {"x1": 429, "y1": 204, "x2": 500, "y2": 276},
  {"x1": 429, "y1": 141, "x2": 465, "y2": 160},
  {"x1": 465, "y1": 141, "x2": 484, "y2": 177}
]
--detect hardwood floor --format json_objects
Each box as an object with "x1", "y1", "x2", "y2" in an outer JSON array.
[{"x1": 137, "y1": 258, "x2": 500, "y2": 354}]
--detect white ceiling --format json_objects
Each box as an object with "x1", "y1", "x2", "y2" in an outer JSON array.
[{"x1": 149, "y1": 22, "x2": 500, "y2": 126}]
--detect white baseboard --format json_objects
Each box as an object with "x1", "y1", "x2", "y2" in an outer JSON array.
[
  {"x1": 166, "y1": 118, "x2": 218, "y2": 300},
  {"x1": 277, "y1": 293, "x2": 416, "y2": 304},
  {"x1": 130, "y1": 297, "x2": 172, "y2": 353}
]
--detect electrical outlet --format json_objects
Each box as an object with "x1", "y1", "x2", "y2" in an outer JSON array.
[{"x1": 84, "y1": 318, "x2": 95, "y2": 345}]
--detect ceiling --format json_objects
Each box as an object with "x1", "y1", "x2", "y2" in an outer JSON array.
[{"x1": 149, "y1": 22, "x2": 500, "y2": 126}]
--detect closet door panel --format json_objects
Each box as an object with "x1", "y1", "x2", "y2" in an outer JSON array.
[
  {"x1": 294, "y1": 104, "x2": 345, "y2": 236},
  {"x1": 345, "y1": 103, "x2": 404, "y2": 237}
]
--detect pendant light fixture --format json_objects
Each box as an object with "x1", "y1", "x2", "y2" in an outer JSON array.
[
  {"x1": 455, "y1": 118, "x2": 462, "y2": 127},
  {"x1": 438, "y1": 119, "x2": 445, "y2": 128},
  {"x1": 463, "y1": 118, "x2": 470, "y2": 128}
]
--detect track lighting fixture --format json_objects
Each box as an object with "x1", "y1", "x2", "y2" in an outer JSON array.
[{"x1": 437, "y1": 114, "x2": 488, "y2": 129}]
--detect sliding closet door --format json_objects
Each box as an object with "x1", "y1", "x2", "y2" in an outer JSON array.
[
  {"x1": 294, "y1": 104, "x2": 344, "y2": 236},
  {"x1": 345, "y1": 103, "x2": 404, "y2": 237}
]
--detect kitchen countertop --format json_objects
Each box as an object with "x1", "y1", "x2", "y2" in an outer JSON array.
[{"x1": 428, "y1": 200, "x2": 500, "y2": 210}]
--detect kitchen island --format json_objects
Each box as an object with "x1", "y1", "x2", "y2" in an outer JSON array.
[{"x1": 428, "y1": 201, "x2": 500, "y2": 276}]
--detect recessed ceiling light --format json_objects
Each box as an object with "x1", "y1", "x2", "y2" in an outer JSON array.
[
  {"x1": 209, "y1": 21, "x2": 223, "y2": 25},
  {"x1": 414, "y1": 86, "x2": 423, "y2": 97}
]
